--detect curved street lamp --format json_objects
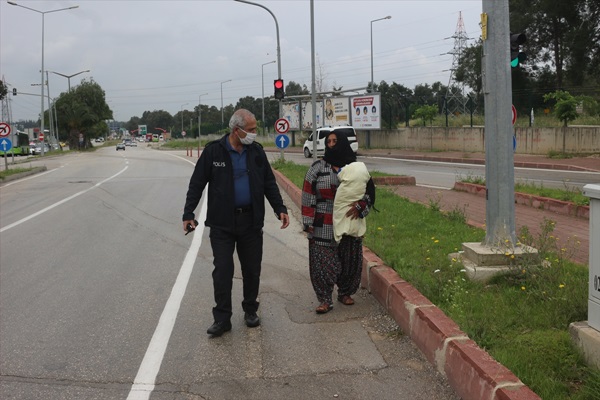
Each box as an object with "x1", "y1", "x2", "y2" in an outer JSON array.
[
  {"x1": 261, "y1": 60, "x2": 276, "y2": 135},
  {"x1": 370, "y1": 15, "x2": 391, "y2": 91},
  {"x1": 220, "y1": 80, "x2": 232, "y2": 129},
  {"x1": 234, "y1": 0, "x2": 282, "y2": 118},
  {"x1": 50, "y1": 69, "x2": 90, "y2": 92},
  {"x1": 8, "y1": 1, "x2": 79, "y2": 157}
]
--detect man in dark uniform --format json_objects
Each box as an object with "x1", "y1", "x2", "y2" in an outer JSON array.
[{"x1": 182, "y1": 109, "x2": 290, "y2": 337}]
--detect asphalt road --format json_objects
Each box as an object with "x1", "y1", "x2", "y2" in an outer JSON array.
[
  {"x1": 281, "y1": 151, "x2": 600, "y2": 191},
  {"x1": 0, "y1": 146, "x2": 459, "y2": 399}
]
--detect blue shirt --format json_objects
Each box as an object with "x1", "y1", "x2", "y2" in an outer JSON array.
[{"x1": 225, "y1": 137, "x2": 252, "y2": 207}]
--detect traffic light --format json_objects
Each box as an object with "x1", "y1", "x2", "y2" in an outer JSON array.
[
  {"x1": 510, "y1": 32, "x2": 527, "y2": 68},
  {"x1": 12, "y1": 88, "x2": 17, "y2": 96},
  {"x1": 274, "y1": 79, "x2": 284, "y2": 100}
]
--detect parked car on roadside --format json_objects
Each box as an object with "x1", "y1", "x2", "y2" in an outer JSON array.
[{"x1": 303, "y1": 126, "x2": 358, "y2": 158}]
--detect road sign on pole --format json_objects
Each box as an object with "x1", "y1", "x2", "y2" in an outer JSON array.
[
  {"x1": 39, "y1": 133, "x2": 45, "y2": 141},
  {"x1": 274, "y1": 118, "x2": 290, "y2": 134},
  {"x1": 1, "y1": 138, "x2": 13, "y2": 152},
  {"x1": 275, "y1": 134, "x2": 290, "y2": 149},
  {"x1": 0, "y1": 122, "x2": 11, "y2": 137}
]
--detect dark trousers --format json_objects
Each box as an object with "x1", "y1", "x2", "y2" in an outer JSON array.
[{"x1": 209, "y1": 212, "x2": 263, "y2": 322}]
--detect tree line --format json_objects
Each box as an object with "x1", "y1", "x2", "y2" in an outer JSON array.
[{"x1": 2, "y1": 0, "x2": 598, "y2": 141}]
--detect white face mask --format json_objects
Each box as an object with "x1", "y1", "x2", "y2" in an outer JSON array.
[{"x1": 238, "y1": 127, "x2": 257, "y2": 145}]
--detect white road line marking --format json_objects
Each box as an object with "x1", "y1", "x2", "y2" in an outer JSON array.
[
  {"x1": 1, "y1": 166, "x2": 63, "y2": 188},
  {"x1": 126, "y1": 194, "x2": 207, "y2": 400},
  {"x1": 1, "y1": 166, "x2": 128, "y2": 233}
]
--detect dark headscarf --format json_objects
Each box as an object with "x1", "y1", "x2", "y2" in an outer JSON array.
[{"x1": 323, "y1": 131, "x2": 356, "y2": 168}]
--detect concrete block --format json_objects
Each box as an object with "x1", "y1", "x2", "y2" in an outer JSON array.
[
  {"x1": 410, "y1": 306, "x2": 466, "y2": 366},
  {"x1": 569, "y1": 321, "x2": 600, "y2": 369},
  {"x1": 368, "y1": 266, "x2": 403, "y2": 308},
  {"x1": 444, "y1": 340, "x2": 535, "y2": 400}
]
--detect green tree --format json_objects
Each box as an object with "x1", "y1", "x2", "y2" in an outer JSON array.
[
  {"x1": 285, "y1": 81, "x2": 309, "y2": 97},
  {"x1": 54, "y1": 79, "x2": 112, "y2": 148},
  {"x1": 125, "y1": 116, "x2": 141, "y2": 134},
  {"x1": 0, "y1": 80, "x2": 7, "y2": 101},
  {"x1": 509, "y1": 0, "x2": 600, "y2": 88},
  {"x1": 455, "y1": 40, "x2": 484, "y2": 111},
  {"x1": 543, "y1": 90, "x2": 579, "y2": 126},
  {"x1": 412, "y1": 105, "x2": 438, "y2": 126},
  {"x1": 142, "y1": 110, "x2": 173, "y2": 135}
]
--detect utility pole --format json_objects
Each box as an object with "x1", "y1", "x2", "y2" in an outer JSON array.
[{"x1": 482, "y1": 0, "x2": 515, "y2": 247}]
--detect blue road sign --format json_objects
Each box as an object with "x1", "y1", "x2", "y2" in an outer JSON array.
[
  {"x1": 0, "y1": 138, "x2": 13, "y2": 152},
  {"x1": 513, "y1": 134, "x2": 516, "y2": 152},
  {"x1": 276, "y1": 134, "x2": 290, "y2": 149}
]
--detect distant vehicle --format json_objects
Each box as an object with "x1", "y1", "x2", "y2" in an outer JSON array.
[
  {"x1": 95, "y1": 137, "x2": 105, "y2": 143},
  {"x1": 31, "y1": 143, "x2": 50, "y2": 155},
  {"x1": 116, "y1": 143, "x2": 126, "y2": 151},
  {"x1": 303, "y1": 126, "x2": 358, "y2": 158},
  {"x1": 130, "y1": 141, "x2": 137, "y2": 147},
  {"x1": 124, "y1": 139, "x2": 132, "y2": 146}
]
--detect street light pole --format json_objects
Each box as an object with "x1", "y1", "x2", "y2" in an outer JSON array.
[
  {"x1": 220, "y1": 80, "x2": 232, "y2": 130},
  {"x1": 7, "y1": 1, "x2": 79, "y2": 157},
  {"x1": 50, "y1": 69, "x2": 90, "y2": 92},
  {"x1": 370, "y1": 15, "x2": 391, "y2": 92},
  {"x1": 198, "y1": 93, "x2": 208, "y2": 142},
  {"x1": 261, "y1": 60, "x2": 276, "y2": 135},
  {"x1": 180, "y1": 103, "x2": 188, "y2": 137},
  {"x1": 234, "y1": 0, "x2": 282, "y2": 119}
]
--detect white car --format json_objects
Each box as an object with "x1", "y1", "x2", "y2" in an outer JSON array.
[{"x1": 303, "y1": 126, "x2": 358, "y2": 158}]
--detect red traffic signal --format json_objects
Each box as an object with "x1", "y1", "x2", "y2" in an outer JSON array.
[{"x1": 274, "y1": 79, "x2": 284, "y2": 99}]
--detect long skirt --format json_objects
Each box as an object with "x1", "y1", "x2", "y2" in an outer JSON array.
[{"x1": 308, "y1": 235, "x2": 363, "y2": 305}]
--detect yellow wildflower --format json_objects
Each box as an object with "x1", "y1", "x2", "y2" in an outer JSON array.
[
  {"x1": 521, "y1": 286, "x2": 526, "y2": 291},
  {"x1": 559, "y1": 284, "x2": 565, "y2": 289}
]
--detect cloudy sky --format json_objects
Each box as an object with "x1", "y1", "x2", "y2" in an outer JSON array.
[{"x1": 1, "y1": 0, "x2": 482, "y2": 123}]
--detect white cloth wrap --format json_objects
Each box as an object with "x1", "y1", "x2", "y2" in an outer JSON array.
[{"x1": 333, "y1": 162, "x2": 370, "y2": 243}]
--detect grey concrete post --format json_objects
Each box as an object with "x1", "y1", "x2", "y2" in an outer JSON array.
[{"x1": 482, "y1": 0, "x2": 516, "y2": 247}]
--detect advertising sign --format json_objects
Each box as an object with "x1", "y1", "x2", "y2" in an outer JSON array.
[
  {"x1": 138, "y1": 125, "x2": 148, "y2": 136},
  {"x1": 351, "y1": 94, "x2": 381, "y2": 130},
  {"x1": 281, "y1": 101, "x2": 323, "y2": 130},
  {"x1": 324, "y1": 97, "x2": 350, "y2": 127}
]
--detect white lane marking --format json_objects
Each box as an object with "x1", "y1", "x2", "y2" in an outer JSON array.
[
  {"x1": 0, "y1": 166, "x2": 128, "y2": 233},
  {"x1": 365, "y1": 156, "x2": 600, "y2": 175},
  {"x1": 1, "y1": 166, "x2": 63, "y2": 188},
  {"x1": 126, "y1": 194, "x2": 207, "y2": 400},
  {"x1": 167, "y1": 153, "x2": 198, "y2": 166},
  {"x1": 417, "y1": 184, "x2": 451, "y2": 190}
]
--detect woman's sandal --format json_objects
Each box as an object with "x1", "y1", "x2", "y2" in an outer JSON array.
[
  {"x1": 315, "y1": 303, "x2": 333, "y2": 314},
  {"x1": 337, "y1": 295, "x2": 355, "y2": 305}
]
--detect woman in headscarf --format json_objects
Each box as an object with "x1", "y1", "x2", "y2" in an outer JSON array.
[{"x1": 301, "y1": 130, "x2": 375, "y2": 313}]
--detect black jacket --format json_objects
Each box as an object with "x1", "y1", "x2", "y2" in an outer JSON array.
[{"x1": 183, "y1": 134, "x2": 287, "y2": 232}]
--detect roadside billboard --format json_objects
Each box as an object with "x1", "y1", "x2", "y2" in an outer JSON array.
[
  {"x1": 351, "y1": 94, "x2": 381, "y2": 130},
  {"x1": 281, "y1": 101, "x2": 324, "y2": 130},
  {"x1": 324, "y1": 97, "x2": 350, "y2": 127}
]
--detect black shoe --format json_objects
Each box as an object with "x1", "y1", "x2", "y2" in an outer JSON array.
[
  {"x1": 244, "y1": 312, "x2": 260, "y2": 328},
  {"x1": 207, "y1": 321, "x2": 232, "y2": 336}
]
